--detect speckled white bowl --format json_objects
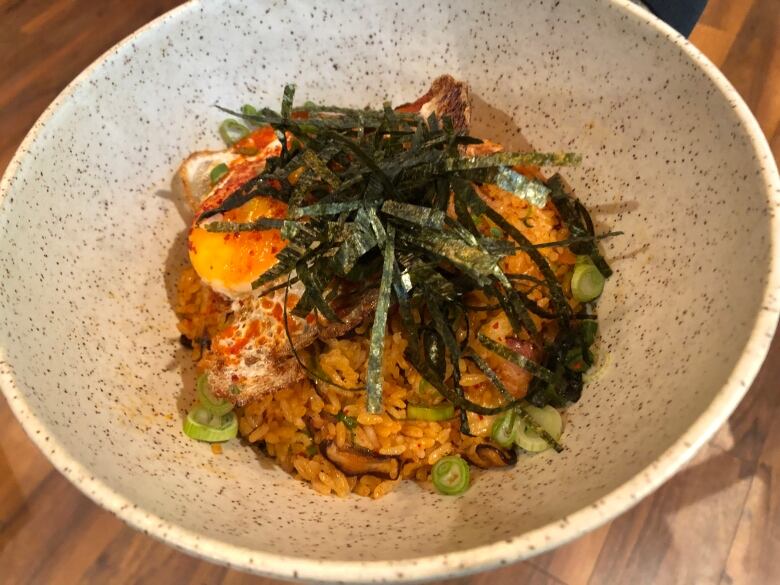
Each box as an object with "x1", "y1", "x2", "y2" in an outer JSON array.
[{"x1": 1, "y1": 0, "x2": 778, "y2": 582}]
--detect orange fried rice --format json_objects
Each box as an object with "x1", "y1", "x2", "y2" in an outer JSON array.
[{"x1": 175, "y1": 190, "x2": 579, "y2": 498}]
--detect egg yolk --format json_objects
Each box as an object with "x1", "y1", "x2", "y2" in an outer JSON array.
[{"x1": 188, "y1": 196, "x2": 288, "y2": 297}]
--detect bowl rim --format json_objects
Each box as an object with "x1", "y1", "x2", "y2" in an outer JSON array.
[{"x1": 1, "y1": 0, "x2": 778, "y2": 582}]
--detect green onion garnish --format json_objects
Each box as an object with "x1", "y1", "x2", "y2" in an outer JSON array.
[
  {"x1": 196, "y1": 373, "x2": 234, "y2": 416},
  {"x1": 183, "y1": 407, "x2": 238, "y2": 443},
  {"x1": 335, "y1": 410, "x2": 358, "y2": 430},
  {"x1": 431, "y1": 455, "x2": 470, "y2": 495},
  {"x1": 491, "y1": 409, "x2": 518, "y2": 448},
  {"x1": 514, "y1": 405, "x2": 562, "y2": 453},
  {"x1": 241, "y1": 104, "x2": 258, "y2": 117},
  {"x1": 209, "y1": 163, "x2": 229, "y2": 185},
  {"x1": 219, "y1": 119, "x2": 250, "y2": 146},
  {"x1": 407, "y1": 403, "x2": 455, "y2": 422},
  {"x1": 571, "y1": 259, "x2": 605, "y2": 302}
]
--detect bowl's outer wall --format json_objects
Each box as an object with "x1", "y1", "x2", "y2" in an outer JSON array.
[{"x1": 0, "y1": 0, "x2": 778, "y2": 580}]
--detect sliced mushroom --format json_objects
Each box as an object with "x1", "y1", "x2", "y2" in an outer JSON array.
[
  {"x1": 465, "y1": 444, "x2": 518, "y2": 469},
  {"x1": 321, "y1": 441, "x2": 400, "y2": 480}
]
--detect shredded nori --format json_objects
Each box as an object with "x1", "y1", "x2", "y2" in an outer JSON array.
[
  {"x1": 366, "y1": 225, "x2": 396, "y2": 413},
  {"x1": 547, "y1": 174, "x2": 614, "y2": 277},
  {"x1": 206, "y1": 86, "x2": 616, "y2": 436}
]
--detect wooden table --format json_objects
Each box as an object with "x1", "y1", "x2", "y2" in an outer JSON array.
[{"x1": 1, "y1": 1, "x2": 778, "y2": 583}]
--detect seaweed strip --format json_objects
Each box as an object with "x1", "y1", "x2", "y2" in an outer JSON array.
[
  {"x1": 396, "y1": 229, "x2": 500, "y2": 287},
  {"x1": 446, "y1": 151, "x2": 582, "y2": 171},
  {"x1": 530, "y1": 231, "x2": 623, "y2": 250},
  {"x1": 362, "y1": 206, "x2": 386, "y2": 248},
  {"x1": 392, "y1": 260, "x2": 419, "y2": 360},
  {"x1": 324, "y1": 130, "x2": 395, "y2": 195},
  {"x1": 547, "y1": 174, "x2": 613, "y2": 277},
  {"x1": 250, "y1": 241, "x2": 310, "y2": 289},
  {"x1": 288, "y1": 169, "x2": 316, "y2": 212},
  {"x1": 515, "y1": 406, "x2": 564, "y2": 453},
  {"x1": 294, "y1": 258, "x2": 342, "y2": 322},
  {"x1": 407, "y1": 263, "x2": 457, "y2": 300},
  {"x1": 203, "y1": 217, "x2": 288, "y2": 233},
  {"x1": 301, "y1": 149, "x2": 341, "y2": 188},
  {"x1": 494, "y1": 167, "x2": 550, "y2": 208},
  {"x1": 426, "y1": 293, "x2": 471, "y2": 434},
  {"x1": 198, "y1": 176, "x2": 285, "y2": 221},
  {"x1": 462, "y1": 350, "x2": 514, "y2": 402},
  {"x1": 331, "y1": 221, "x2": 377, "y2": 276},
  {"x1": 381, "y1": 200, "x2": 446, "y2": 230},
  {"x1": 292, "y1": 200, "x2": 362, "y2": 218},
  {"x1": 366, "y1": 225, "x2": 396, "y2": 413},
  {"x1": 281, "y1": 84, "x2": 295, "y2": 119}
]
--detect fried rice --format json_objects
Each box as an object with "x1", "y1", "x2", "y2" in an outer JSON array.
[{"x1": 175, "y1": 193, "x2": 578, "y2": 498}]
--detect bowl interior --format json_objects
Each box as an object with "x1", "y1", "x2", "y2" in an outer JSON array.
[{"x1": 0, "y1": 0, "x2": 777, "y2": 580}]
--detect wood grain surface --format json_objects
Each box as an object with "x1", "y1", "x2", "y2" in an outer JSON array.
[{"x1": 0, "y1": 1, "x2": 778, "y2": 584}]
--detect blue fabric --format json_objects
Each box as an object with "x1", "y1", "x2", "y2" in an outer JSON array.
[{"x1": 642, "y1": 0, "x2": 709, "y2": 37}]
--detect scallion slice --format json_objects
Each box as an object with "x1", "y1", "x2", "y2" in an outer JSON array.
[
  {"x1": 407, "y1": 403, "x2": 455, "y2": 422},
  {"x1": 431, "y1": 455, "x2": 470, "y2": 495},
  {"x1": 183, "y1": 407, "x2": 238, "y2": 442},
  {"x1": 219, "y1": 119, "x2": 250, "y2": 146},
  {"x1": 491, "y1": 409, "x2": 518, "y2": 448},
  {"x1": 209, "y1": 163, "x2": 229, "y2": 185},
  {"x1": 514, "y1": 405, "x2": 562, "y2": 453},
  {"x1": 571, "y1": 259, "x2": 605, "y2": 302},
  {"x1": 196, "y1": 373, "x2": 233, "y2": 416},
  {"x1": 335, "y1": 410, "x2": 358, "y2": 429}
]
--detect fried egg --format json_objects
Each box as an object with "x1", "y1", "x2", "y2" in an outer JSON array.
[{"x1": 187, "y1": 126, "x2": 288, "y2": 298}]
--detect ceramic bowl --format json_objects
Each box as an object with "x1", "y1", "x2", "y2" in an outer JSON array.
[{"x1": 1, "y1": 0, "x2": 778, "y2": 582}]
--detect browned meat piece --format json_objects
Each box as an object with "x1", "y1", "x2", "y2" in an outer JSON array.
[
  {"x1": 493, "y1": 337, "x2": 542, "y2": 399},
  {"x1": 396, "y1": 74, "x2": 471, "y2": 133}
]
